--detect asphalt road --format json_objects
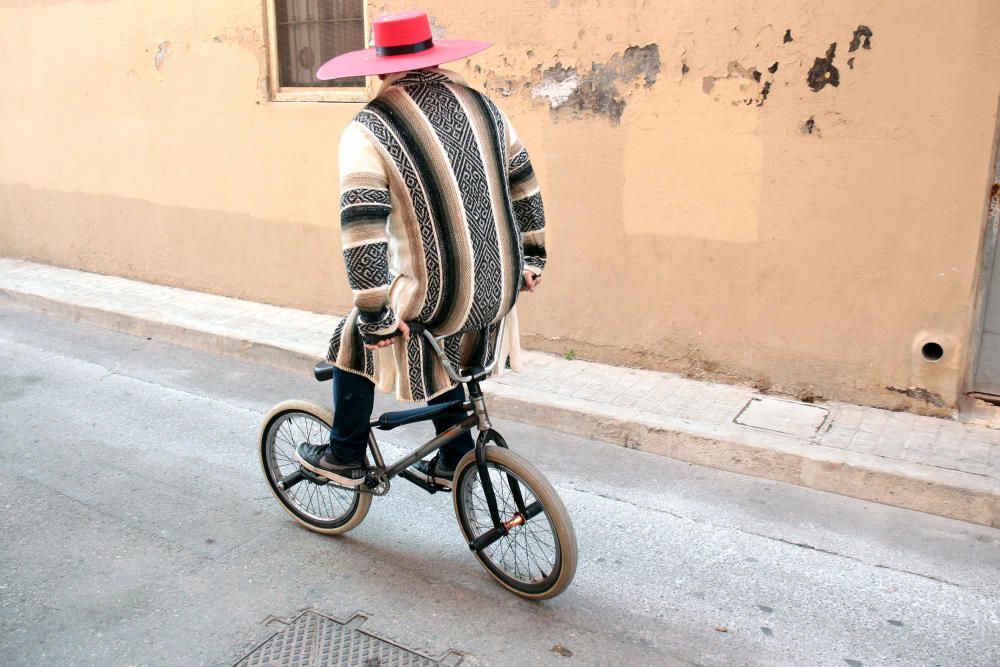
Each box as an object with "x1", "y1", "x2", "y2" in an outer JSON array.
[{"x1": 1, "y1": 304, "x2": 998, "y2": 666}]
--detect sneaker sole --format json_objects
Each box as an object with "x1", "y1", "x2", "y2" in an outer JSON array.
[
  {"x1": 294, "y1": 451, "x2": 367, "y2": 487},
  {"x1": 409, "y1": 466, "x2": 453, "y2": 490}
]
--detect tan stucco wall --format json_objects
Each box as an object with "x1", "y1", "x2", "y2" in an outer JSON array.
[{"x1": 2, "y1": 0, "x2": 999, "y2": 412}]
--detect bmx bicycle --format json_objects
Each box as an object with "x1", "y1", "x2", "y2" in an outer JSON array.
[{"x1": 258, "y1": 318, "x2": 577, "y2": 599}]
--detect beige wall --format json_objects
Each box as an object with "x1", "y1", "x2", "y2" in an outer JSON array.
[{"x1": 2, "y1": 0, "x2": 999, "y2": 413}]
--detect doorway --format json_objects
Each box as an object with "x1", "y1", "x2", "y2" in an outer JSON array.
[{"x1": 971, "y1": 132, "x2": 1000, "y2": 397}]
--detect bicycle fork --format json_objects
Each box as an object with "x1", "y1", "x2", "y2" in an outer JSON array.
[{"x1": 465, "y1": 380, "x2": 545, "y2": 553}]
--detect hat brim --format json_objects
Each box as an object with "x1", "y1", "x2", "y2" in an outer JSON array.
[{"x1": 316, "y1": 39, "x2": 491, "y2": 80}]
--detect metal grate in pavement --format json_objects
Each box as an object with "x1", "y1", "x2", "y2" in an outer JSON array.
[{"x1": 235, "y1": 610, "x2": 464, "y2": 666}]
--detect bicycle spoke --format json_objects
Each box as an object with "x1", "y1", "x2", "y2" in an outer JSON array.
[
  {"x1": 523, "y1": 527, "x2": 548, "y2": 578},
  {"x1": 469, "y1": 483, "x2": 491, "y2": 514},
  {"x1": 321, "y1": 487, "x2": 337, "y2": 514},
  {"x1": 289, "y1": 476, "x2": 304, "y2": 505},
  {"x1": 518, "y1": 526, "x2": 535, "y2": 579},
  {"x1": 292, "y1": 418, "x2": 306, "y2": 446},
  {"x1": 324, "y1": 486, "x2": 338, "y2": 517},
  {"x1": 303, "y1": 478, "x2": 317, "y2": 512},
  {"x1": 316, "y1": 483, "x2": 331, "y2": 516},
  {"x1": 276, "y1": 425, "x2": 296, "y2": 449},
  {"x1": 526, "y1": 524, "x2": 555, "y2": 553},
  {"x1": 518, "y1": 533, "x2": 531, "y2": 578}
]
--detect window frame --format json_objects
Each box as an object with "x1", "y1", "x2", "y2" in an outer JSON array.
[{"x1": 265, "y1": 0, "x2": 374, "y2": 103}]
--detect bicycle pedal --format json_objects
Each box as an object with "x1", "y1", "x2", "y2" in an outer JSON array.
[
  {"x1": 398, "y1": 469, "x2": 451, "y2": 494},
  {"x1": 298, "y1": 467, "x2": 329, "y2": 486}
]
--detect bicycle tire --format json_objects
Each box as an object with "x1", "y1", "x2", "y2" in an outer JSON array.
[
  {"x1": 259, "y1": 400, "x2": 371, "y2": 535},
  {"x1": 452, "y1": 445, "x2": 577, "y2": 599}
]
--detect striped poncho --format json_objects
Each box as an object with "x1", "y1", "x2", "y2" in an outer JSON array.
[{"x1": 327, "y1": 68, "x2": 547, "y2": 402}]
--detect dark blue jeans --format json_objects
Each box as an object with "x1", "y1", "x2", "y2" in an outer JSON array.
[{"x1": 329, "y1": 368, "x2": 475, "y2": 468}]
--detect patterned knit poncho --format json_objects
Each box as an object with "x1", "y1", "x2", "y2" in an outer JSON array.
[{"x1": 326, "y1": 68, "x2": 547, "y2": 402}]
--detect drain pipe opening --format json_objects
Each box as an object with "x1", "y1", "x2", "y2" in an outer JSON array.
[{"x1": 921, "y1": 342, "x2": 944, "y2": 362}]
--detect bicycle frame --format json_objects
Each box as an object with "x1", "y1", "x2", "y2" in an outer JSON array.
[
  {"x1": 365, "y1": 316, "x2": 508, "y2": 479},
  {"x1": 365, "y1": 410, "x2": 477, "y2": 480}
]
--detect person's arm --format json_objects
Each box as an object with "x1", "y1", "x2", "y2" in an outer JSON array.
[
  {"x1": 339, "y1": 123, "x2": 399, "y2": 344},
  {"x1": 505, "y1": 117, "x2": 547, "y2": 282}
]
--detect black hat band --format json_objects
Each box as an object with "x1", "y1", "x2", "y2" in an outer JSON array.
[{"x1": 376, "y1": 38, "x2": 435, "y2": 57}]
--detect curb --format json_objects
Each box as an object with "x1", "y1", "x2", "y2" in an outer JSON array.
[
  {"x1": 2, "y1": 284, "x2": 997, "y2": 527},
  {"x1": 486, "y1": 387, "x2": 997, "y2": 527},
  {"x1": 0, "y1": 288, "x2": 316, "y2": 373}
]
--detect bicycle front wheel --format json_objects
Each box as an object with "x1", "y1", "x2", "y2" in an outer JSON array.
[
  {"x1": 452, "y1": 445, "x2": 577, "y2": 599},
  {"x1": 259, "y1": 400, "x2": 371, "y2": 535}
]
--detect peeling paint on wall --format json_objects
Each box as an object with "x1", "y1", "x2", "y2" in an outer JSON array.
[
  {"x1": 532, "y1": 66, "x2": 579, "y2": 108},
  {"x1": 494, "y1": 22, "x2": 873, "y2": 121},
  {"x1": 154, "y1": 41, "x2": 170, "y2": 70},
  {"x1": 758, "y1": 81, "x2": 772, "y2": 105},
  {"x1": 804, "y1": 26, "x2": 873, "y2": 90},
  {"x1": 428, "y1": 15, "x2": 447, "y2": 39},
  {"x1": 886, "y1": 385, "x2": 946, "y2": 408},
  {"x1": 846, "y1": 24, "x2": 873, "y2": 72},
  {"x1": 701, "y1": 60, "x2": 775, "y2": 106},
  {"x1": 849, "y1": 25, "x2": 873, "y2": 52},
  {"x1": 807, "y1": 43, "x2": 840, "y2": 92},
  {"x1": 530, "y1": 44, "x2": 660, "y2": 125}
]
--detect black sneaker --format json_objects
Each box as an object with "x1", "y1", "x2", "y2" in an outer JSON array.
[
  {"x1": 295, "y1": 443, "x2": 365, "y2": 485},
  {"x1": 410, "y1": 457, "x2": 457, "y2": 490}
]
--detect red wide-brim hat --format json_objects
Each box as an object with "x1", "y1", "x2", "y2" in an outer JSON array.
[{"x1": 317, "y1": 10, "x2": 491, "y2": 80}]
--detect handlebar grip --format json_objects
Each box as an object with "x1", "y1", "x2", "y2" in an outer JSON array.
[{"x1": 404, "y1": 321, "x2": 426, "y2": 335}]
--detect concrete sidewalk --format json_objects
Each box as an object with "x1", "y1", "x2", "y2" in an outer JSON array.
[{"x1": 2, "y1": 257, "x2": 997, "y2": 527}]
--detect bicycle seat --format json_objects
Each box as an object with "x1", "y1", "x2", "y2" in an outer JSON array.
[
  {"x1": 375, "y1": 400, "x2": 466, "y2": 431},
  {"x1": 314, "y1": 361, "x2": 335, "y2": 382}
]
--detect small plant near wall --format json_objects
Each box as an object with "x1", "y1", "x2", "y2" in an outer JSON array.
[{"x1": 563, "y1": 350, "x2": 576, "y2": 361}]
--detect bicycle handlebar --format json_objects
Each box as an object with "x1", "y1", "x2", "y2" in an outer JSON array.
[{"x1": 399, "y1": 318, "x2": 506, "y2": 384}]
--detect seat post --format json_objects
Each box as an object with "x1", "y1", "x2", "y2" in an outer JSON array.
[{"x1": 366, "y1": 429, "x2": 386, "y2": 470}]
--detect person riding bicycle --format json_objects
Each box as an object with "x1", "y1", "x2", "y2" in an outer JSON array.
[{"x1": 296, "y1": 10, "x2": 547, "y2": 489}]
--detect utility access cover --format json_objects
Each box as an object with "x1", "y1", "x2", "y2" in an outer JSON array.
[
  {"x1": 235, "y1": 610, "x2": 464, "y2": 666},
  {"x1": 734, "y1": 397, "x2": 829, "y2": 438}
]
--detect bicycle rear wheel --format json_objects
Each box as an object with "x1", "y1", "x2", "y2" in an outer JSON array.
[
  {"x1": 259, "y1": 400, "x2": 371, "y2": 535},
  {"x1": 452, "y1": 445, "x2": 577, "y2": 599}
]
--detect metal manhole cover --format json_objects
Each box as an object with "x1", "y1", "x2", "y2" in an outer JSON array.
[
  {"x1": 235, "y1": 610, "x2": 464, "y2": 667},
  {"x1": 734, "y1": 396, "x2": 829, "y2": 438}
]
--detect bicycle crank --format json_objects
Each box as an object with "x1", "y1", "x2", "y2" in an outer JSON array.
[
  {"x1": 362, "y1": 470, "x2": 391, "y2": 496},
  {"x1": 316, "y1": 470, "x2": 390, "y2": 496}
]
